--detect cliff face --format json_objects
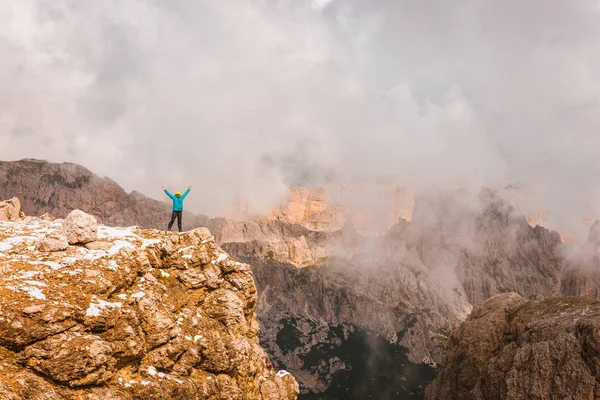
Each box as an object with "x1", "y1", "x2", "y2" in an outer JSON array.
[
  {"x1": 422, "y1": 188, "x2": 564, "y2": 305},
  {"x1": 247, "y1": 256, "x2": 467, "y2": 398},
  {"x1": 0, "y1": 159, "x2": 207, "y2": 230},
  {"x1": 215, "y1": 189, "x2": 600, "y2": 397},
  {"x1": 267, "y1": 187, "x2": 344, "y2": 231},
  {"x1": 0, "y1": 212, "x2": 298, "y2": 399},
  {"x1": 263, "y1": 185, "x2": 414, "y2": 233},
  {"x1": 206, "y1": 218, "x2": 363, "y2": 268},
  {"x1": 425, "y1": 293, "x2": 600, "y2": 400},
  {"x1": 560, "y1": 221, "x2": 600, "y2": 300}
]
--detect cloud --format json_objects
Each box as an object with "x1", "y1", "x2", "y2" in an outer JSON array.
[{"x1": 1, "y1": 0, "x2": 600, "y2": 237}]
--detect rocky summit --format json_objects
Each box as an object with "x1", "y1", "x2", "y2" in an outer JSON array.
[
  {"x1": 0, "y1": 210, "x2": 298, "y2": 399},
  {"x1": 425, "y1": 293, "x2": 600, "y2": 400}
]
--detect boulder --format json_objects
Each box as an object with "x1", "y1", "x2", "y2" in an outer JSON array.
[
  {"x1": 0, "y1": 197, "x2": 22, "y2": 221},
  {"x1": 62, "y1": 209, "x2": 98, "y2": 244},
  {"x1": 36, "y1": 233, "x2": 69, "y2": 252}
]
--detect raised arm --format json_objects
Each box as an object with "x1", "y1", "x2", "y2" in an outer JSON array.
[
  {"x1": 181, "y1": 187, "x2": 191, "y2": 199},
  {"x1": 162, "y1": 186, "x2": 175, "y2": 200}
]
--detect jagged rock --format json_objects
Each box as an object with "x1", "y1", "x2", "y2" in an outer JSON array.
[
  {"x1": 207, "y1": 218, "x2": 359, "y2": 267},
  {"x1": 425, "y1": 293, "x2": 600, "y2": 400},
  {"x1": 558, "y1": 222, "x2": 600, "y2": 301},
  {"x1": 0, "y1": 197, "x2": 22, "y2": 221},
  {"x1": 0, "y1": 217, "x2": 298, "y2": 399},
  {"x1": 63, "y1": 209, "x2": 98, "y2": 244},
  {"x1": 263, "y1": 185, "x2": 415, "y2": 233},
  {"x1": 36, "y1": 233, "x2": 69, "y2": 252},
  {"x1": 20, "y1": 333, "x2": 117, "y2": 387}
]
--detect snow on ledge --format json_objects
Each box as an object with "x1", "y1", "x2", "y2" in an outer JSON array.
[
  {"x1": 276, "y1": 370, "x2": 291, "y2": 378},
  {"x1": 86, "y1": 296, "x2": 123, "y2": 317}
]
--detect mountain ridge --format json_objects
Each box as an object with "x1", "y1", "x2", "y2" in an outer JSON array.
[
  {"x1": 4, "y1": 158, "x2": 600, "y2": 398},
  {"x1": 0, "y1": 158, "x2": 208, "y2": 230}
]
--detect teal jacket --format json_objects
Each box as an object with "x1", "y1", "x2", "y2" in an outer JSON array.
[{"x1": 164, "y1": 189, "x2": 190, "y2": 211}]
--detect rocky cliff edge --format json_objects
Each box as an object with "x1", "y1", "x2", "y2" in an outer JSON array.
[
  {"x1": 0, "y1": 208, "x2": 298, "y2": 399},
  {"x1": 425, "y1": 292, "x2": 600, "y2": 400}
]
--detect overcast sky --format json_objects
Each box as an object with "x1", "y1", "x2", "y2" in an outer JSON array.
[{"x1": 2, "y1": 0, "x2": 600, "y2": 237}]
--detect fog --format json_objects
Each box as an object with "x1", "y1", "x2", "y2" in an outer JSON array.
[{"x1": 2, "y1": 0, "x2": 600, "y2": 239}]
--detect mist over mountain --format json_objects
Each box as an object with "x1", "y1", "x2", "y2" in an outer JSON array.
[
  {"x1": 4, "y1": 0, "x2": 600, "y2": 398},
  {"x1": 2, "y1": 0, "x2": 600, "y2": 238},
  {"x1": 4, "y1": 159, "x2": 600, "y2": 398}
]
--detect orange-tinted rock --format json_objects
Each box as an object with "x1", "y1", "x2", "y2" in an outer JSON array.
[
  {"x1": 426, "y1": 293, "x2": 600, "y2": 400},
  {"x1": 0, "y1": 216, "x2": 299, "y2": 399},
  {"x1": 265, "y1": 185, "x2": 414, "y2": 233}
]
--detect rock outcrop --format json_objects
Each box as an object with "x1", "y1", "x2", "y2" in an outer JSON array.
[
  {"x1": 0, "y1": 197, "x2": 23, "y2": 221},
  {"x1": 0, "y1": 159, "x2": 208, "y2": 230},
  {"x1": 425, "y1": 293, "x2": 600, "y2": 400},
  {"x1": 213, "y1": 211, "x2": 473, "y2": 395},
  {"x1": 266, "y1": 187, "x2": 345, "y2": 232},
  {"x1": 36, "y1": 232, "x2": 69, "y2": 252},
  {"x1": 0, "y1": 212, "x2": 298, "y2": 399}
]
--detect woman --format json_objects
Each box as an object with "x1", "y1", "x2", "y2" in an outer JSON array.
[{"x1": 161, "y1": 185, "x2": 191, "y2": 232}]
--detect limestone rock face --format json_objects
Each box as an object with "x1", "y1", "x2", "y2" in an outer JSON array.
[
  {"x1": 0, "y1": 217, "x2": 298, "y2": 399},
  {"x1": 207, "y1": 219, "x2": 351, "y2": 267},
  {"x1": 559, "y1": 220, "x2": 600, "y2": 300},
  {"x1": 63, "y1": 209, "x2": 98, "y2": 244},
  {"x1": 425, "y1": 293, "x2": 600, "y2": 400},
  {"x1": 268, "y1": 187, "x2": 344, "y2": 231},
  {"x1": 265, "y1": 185, "x2": 415, "y2": 233},
  {"x1": 0, "y1": 197, "x2": 22, "y2": 221}
]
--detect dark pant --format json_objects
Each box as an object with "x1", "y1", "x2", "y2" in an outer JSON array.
[{"x1": 168, "y1": 211, "x2": 182, "y2": 232}]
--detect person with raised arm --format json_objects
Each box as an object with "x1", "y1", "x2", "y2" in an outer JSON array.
[{"x1": 161, "y1": 185, "x2": 191, "y2": 232}]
